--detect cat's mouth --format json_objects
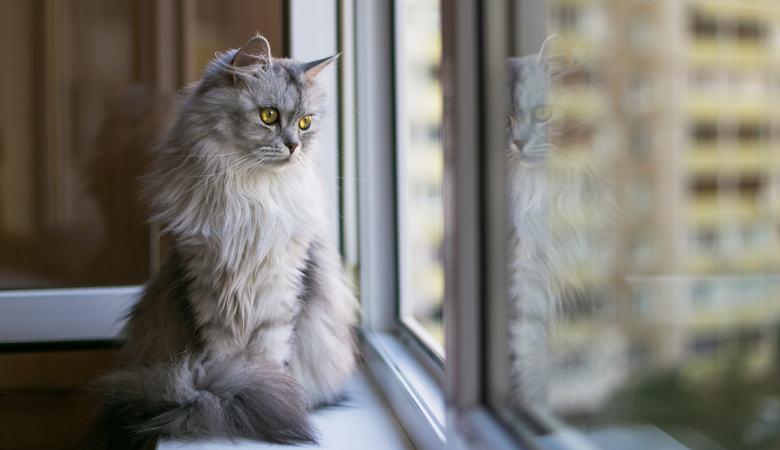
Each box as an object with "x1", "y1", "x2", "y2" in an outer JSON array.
[
  {"x1": 518, "y1": 143, "x2": 550, "y2": 160},
  {"x1": 250, "y1": 147, "x2": 299, "y2": 168}
]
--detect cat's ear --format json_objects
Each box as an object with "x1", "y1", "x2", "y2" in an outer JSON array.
[
  {"x1": 302, "y1": 54, "x2": 339, "y2": 82},
  {"x1": 537, "y1": 35, "x2": 561, "y2": 62},
  {"x1": 537, "y1": 35, "x2": 588, "y2": 78},
  {"x1": 232, "y1": 35, "x2": 272, "y2": 72}
]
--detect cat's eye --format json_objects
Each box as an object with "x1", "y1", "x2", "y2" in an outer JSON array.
[
  {"x1": 532, "y1": 104, "x2": 552, "y2": 123},
  {"x1": 299, "y1": 115, "x2": 312, "y2": 130},
  {"x1": 260, "y1": 108, "x2": 279, "y2": 124}
]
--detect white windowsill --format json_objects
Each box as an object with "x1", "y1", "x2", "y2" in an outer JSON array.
[
  {"x1": 0, "y1": 288, "x2": 427, "y2": 450},
  {"x1": 157, "y1": 368, "x2": 417, "y2": 450}
]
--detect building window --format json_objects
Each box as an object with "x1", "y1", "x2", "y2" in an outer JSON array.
[
  {"x1": 690, "y1": 335, "x2": 720, "y2": 356},
  {"x1": 632, "y1": 287, "x2": 652, "y2": 317},
  {"x1": 691, "y1": 281, "x2": 712, "y2": 308}
]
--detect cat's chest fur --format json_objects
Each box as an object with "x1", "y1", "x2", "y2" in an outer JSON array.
[{"x1": 179, "y1": 163, "x2": 325, "y2": 360}]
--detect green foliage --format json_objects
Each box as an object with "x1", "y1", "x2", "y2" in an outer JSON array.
[{"x1": 568, "y1": 360, "x2": 780, "y2": 450}]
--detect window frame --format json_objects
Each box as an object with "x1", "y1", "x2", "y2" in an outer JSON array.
[
  {"x1": 440, "y1": 1, "x2": 601, "y2": 447},
  {"x1": 391, "y1": 0, "x2": 447, "y2": 361},
  {"x1": 354, "y1": 0, "x2": 592, "y2": 448},
  {"x1": 350, "y1": 0, "x2": 447, "y2": 448},
  {"x1": 0, "y1": 0, "x2": 186, "y2": 345},
  {"x1": 352, "y1": 0, "x2": 530, "y2": 448},
  {"x1": 440, "y1": 0, "x2": 527, "y2": 446}
]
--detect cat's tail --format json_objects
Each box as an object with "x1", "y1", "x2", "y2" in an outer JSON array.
[{"x1": 84, "y1": 352, "x2": 317, "y2": 450}]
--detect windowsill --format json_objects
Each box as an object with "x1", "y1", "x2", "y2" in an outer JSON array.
[
  {"x1": 362, "y1": 331, "x2": 446, "y2": 450},
  {"x1": 157, "y1": 367, "x2": 417, "y2": 450},
  {"x1": 0, "y1": 288, "x2": 434, "y2": 450}
]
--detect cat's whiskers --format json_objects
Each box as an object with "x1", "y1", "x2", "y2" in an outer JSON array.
[
  {"x1": 170, "y1": 154, "x2": 258, "y2": 182},
  {"x1": 157, "y1": 151, "x2": 243, "y2": 160}
]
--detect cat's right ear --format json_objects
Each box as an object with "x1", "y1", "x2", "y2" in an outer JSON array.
[{"x1": 231, "y1": 35, "x2": 272, "y2": 84}]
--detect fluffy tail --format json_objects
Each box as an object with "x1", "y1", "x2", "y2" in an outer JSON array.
[{"x1": 85, "y1": 352, "x2": 317, "y2": 450}]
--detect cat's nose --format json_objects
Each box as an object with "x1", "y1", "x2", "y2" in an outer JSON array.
[
  {"x1": 513, "y1": 140, "x2": 526, "y2": 151},
  {"x1": 285, "y1": 142, "x2": 299, "y2": 154}
]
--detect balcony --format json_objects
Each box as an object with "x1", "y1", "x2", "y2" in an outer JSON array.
[
  {"x1": 686, "y1": 96, "x2": 770, "y2": 122},
  {"x1": 688, "y1": 39, "x2": 769, "y2": 68},
  {"x1": 686, "y1": 195, "x2": 760, "y2": 225},
  {"x1": 686, "y1": 146, "x2": 769, "y2": 175}
]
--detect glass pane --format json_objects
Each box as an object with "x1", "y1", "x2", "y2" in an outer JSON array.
[
  {"x1": 500, "y1": 1, "x2": 780, "y2": 449},
  {"x1": 0, "y1": 0, "x2": 163, "y2": 289},
  {"x1": 0, "y1": 0, "x2": 285, "y2": 290},
  {"x1": 190, "y1": 0, "x2": 285, "y2": 82},
  {"x1": 395, "y1": 0, "x2": 445, "y2": 353}
]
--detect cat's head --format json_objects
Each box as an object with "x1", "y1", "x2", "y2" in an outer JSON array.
[
  {"x1": 507, "y1": 43, "x2": 602, "y2": 171},
  {"x1": 507, "y1": 52, "x2": 552, "y2": 167},
  {"x1": 180, "y1": 35, "x2": 337, "y2": 171}
]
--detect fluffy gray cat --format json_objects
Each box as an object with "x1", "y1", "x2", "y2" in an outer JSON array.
[
  {"x1": 506, "y1": 49, "x2": 615, "y2": 409},
  {"x1": 87, "y1": 35, "x2": 358, "y2": 449}
]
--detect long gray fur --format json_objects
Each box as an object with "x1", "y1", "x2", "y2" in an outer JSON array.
[
  {"x1": 87, "y1": 35, "x2": 358, "y2": 448},
  {"x1": 505, "y1": 45, "x2": 616, "y2": 409}
]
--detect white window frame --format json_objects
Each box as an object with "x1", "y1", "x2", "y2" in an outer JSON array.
[
  {"x1": 0, "y1": 1, "x2": 185, "y2": 347},
  {"x1": 351, "y1": 0, "x2": 447, "y2": 448},
  {"x1": 353, "y1": 0, "x2": 595, "y2": 448},
  {"x1": 351, "y1": 0, "x2": 524, "y2": 448}
]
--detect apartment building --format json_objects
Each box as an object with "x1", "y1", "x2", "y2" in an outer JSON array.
[{"x1": 543, "y1": 0, "x2": 780, "y2": 416}]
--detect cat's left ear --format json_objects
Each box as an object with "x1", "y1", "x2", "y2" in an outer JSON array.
[
  {"x1": 231, "y1": 35, "x2": 272, "y2": 84},
  {"x1": 302, "y1": 54, "x2": 340, "y2": 82}
]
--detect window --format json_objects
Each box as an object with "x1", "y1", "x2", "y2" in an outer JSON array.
[
  {"x1": 631, "y1": 287, "x2": 652, "y2": 317},
  {"x1": 459, "y1": 1, "x2": 780, "y2": 449},
  {"x1": 629, "y1": 124, "x2": 652, "y2": 158},
  {"x1": 692, "y1": 12, "x2": 718, "y2": 38},
  {"x1": 690, "y1": 281, "x2": 712, "y2": 308},
  {"x1": 691, "y1": 228, "x2": 718, "y2": 253},
  {"x1": 0, "y1": 0, "x2": 287, "y2": 341},
  {"x1": 693, "y1": 122, "x2": 719, "y2": 143},
  {"x1": 0, "y1": 1, "x2": 157, "y2": 290},
  {"x1": 551, "y1": 5, "x2": 580, "y2": 32},
  {"x1": 628, "y1": 17, "x2": 655, "y2": 53},
  {"x1": 0, "y1": 1, "x2": 287, "y2": 292}
]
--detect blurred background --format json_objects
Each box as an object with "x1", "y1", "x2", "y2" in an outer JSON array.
[{"x1": 505, "y1": 1, "x2": 780, "y2": 449}]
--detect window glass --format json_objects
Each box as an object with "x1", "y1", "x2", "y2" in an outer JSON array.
[
  {"x1": 0, "y1": 0, "x2": 283, "y2": 290},
  {"x1": 395, "y1": 0, "x2": 445, "y2": 353},
  {"x1": 502, "y1": 1, "x2": 780, "y2": 449},
  {"x1": 0, "y1": 0, "x2": 161, "y2": 289}
]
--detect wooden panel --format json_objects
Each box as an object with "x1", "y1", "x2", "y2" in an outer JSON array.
[
  {"x1": 0, "y1": 349, "x2": 118, "y2": 449},
  {"x1": 0, "y1": 349, "x2": 118, "y2": 391},
  {"x1": 0, "y1": 393, "x2": 101, "y2": 448}
]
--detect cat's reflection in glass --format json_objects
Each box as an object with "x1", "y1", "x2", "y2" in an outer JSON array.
[{"x1": 506, "y1": 41, "x2": 621, "y2": 413}]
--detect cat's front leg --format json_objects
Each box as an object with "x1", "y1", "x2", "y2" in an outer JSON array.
[
  {"x1": 287, "y1": 238, "x2": 359, "y2": 406},
  {"x1": 191, "y1": 280, "x2": 299, "y2": 368}
]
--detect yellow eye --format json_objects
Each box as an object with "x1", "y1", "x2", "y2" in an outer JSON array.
[
  {"x1": 260, "y1": 108, "x2": 279, "y2": 124},
  {"x1": 532, "y1": 105, "x2": 552, "y2": 123},
  {"x1": 299, "y1": 115, "x2": 312, "y2": 130}
]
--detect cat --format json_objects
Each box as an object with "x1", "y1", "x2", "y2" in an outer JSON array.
[
  {"x1": 505, "y1": 47, "x2": 616, "y2": 410},
  {"x1": 86, "y1": 35, "x2": 358, "y2": 450}
]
